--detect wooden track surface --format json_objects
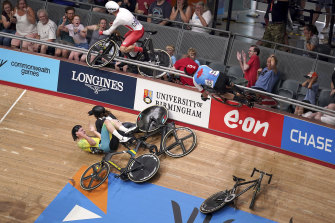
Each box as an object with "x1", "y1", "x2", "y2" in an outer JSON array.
[{"x1": 0, "y1": 84, "x2": 335, "y2": 223}]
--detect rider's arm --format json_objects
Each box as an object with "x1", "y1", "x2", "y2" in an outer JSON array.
[{"x1": 102, "y1": 21, "x2": 118, "y2": 35}]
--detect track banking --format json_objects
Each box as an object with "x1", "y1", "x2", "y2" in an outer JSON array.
[{"x1": 11, "y1": 61, "x2": 50, "y2": 77}]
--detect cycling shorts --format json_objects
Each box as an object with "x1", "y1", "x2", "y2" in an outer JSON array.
[
  {"x1": 213, "y1": 72, "x2": 232, "y2": 94},
  {"x1": 121, "y1": 27, "x2": 144, "y2": 47}
]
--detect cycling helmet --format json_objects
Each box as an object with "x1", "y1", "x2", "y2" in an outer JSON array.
[
  {"x1": 105, "y1": 1, "x2": 119, "y2": 13},
  {"x1": 88, "y1": 105, "x2": 106, "y2": 117},
  {"x1": 71, "y1": 125, "x2": 82, "y2": 141},
  {"x1": 184, "y1": 64, "x2": 199, "y2": 76}
]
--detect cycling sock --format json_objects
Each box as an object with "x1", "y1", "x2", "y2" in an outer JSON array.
[
  {"x1": 134, "y1": 46, "x2": 143, "y2": 53},
  {"x1": 118, "y1": 126, "x2": 128, "y2": 132}
]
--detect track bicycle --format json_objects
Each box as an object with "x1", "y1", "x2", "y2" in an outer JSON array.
[
  {"x1": 200, "y1": 168, "x2": 273, "y2": 214},
  {"x1": 80, "y1": 105, "x2": 197, "y2": 191},
  {"x1": 210, "y1": 85, "x2": 278, "y2": 108},
  {"x1": 86, "y1": 30, "x2": 172, "y2": 78}
]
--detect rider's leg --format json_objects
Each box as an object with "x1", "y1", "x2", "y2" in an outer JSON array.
[
  {"x1": 104, "y1": 119, "x2": 131, "y2": 142},
  {"x1": 108, "y1": 118, "x2": 136, "y2": 134}
]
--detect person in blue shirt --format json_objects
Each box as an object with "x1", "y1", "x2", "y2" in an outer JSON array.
[{"x1": 252, "y1": 54, "x2": 279, "y2": 93}]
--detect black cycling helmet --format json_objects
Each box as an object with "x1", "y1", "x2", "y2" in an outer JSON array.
[
  {"x1": 88, "y1": 105, "x2": 105, "y2": 117},
  {"x1": 71, "y1": 125, "x2": 82, "y2": 141}
]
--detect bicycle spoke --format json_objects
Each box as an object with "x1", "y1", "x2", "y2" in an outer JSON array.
[
  {"x1": 87, "y1": 177, "x2": 94, "y2": 189},
  {"x1": 82, "y1": 175, "x2": 94, "y2": 181}
]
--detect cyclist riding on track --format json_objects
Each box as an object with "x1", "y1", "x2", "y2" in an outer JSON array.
[
  {"x1": 100, "y1": 1, "x2": 145, "y2": 55},
  {"x1": 184, "y1": 64, "x2": 244, "y2": 102}
]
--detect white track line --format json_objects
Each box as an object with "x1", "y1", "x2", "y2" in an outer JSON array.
[{"x1": 0, "y1": 90, "x2": 26, "y2": 124}]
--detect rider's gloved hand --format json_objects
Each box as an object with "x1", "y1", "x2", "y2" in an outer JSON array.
[
  {"x1": 201, "y1": 95, "x2": 209, "y2": 101},
  {"x1": 99, "y1": 30, "x2": 103, "y2": 35}
]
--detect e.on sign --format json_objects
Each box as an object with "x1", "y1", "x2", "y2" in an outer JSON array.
[{"x1": 209, "y1": 102, "x2": 284, "y2": 147}]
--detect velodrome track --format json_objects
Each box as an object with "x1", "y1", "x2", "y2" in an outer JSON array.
[{"x1": 1, "y1": 84, "x2": 335, "y2": 223}]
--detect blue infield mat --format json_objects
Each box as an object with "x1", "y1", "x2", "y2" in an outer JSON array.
[{"x1": 36, "y1": 172, "x2": 276, "y2": 223}]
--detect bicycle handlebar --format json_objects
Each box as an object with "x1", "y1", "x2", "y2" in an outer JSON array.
[{"x1": 251, "y1": 168, "x2": 273, "y2": 184}]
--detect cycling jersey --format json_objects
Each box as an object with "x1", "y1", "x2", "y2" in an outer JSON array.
[
  {"x1": 103, "y1": 8, "x2": 143, "y2": 35},
  {"x1": 193, "y1": 65, "x2": 220, "y2": 92}
]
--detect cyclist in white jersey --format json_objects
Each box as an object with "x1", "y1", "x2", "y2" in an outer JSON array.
[
  {"x1": 185, "y1": 64, "x2": 246, "y2": 103},
  {"x1": 101, "y1": 1, "x2": 145, "y2": 55}
]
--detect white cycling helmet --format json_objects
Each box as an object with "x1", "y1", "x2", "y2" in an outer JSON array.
[{"x1": 105, "y1": 1, "x2": 119, "y2": 13}]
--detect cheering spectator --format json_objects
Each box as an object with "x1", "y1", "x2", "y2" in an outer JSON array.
[
  {"x1": 11, "y1": 0, "x2": 38, "y2": 51},
  {"x1": 61, "y1": 15, "x2": 88, "y2": 61},
  {"x1": 147, "y1": 0, "x2": 172, "y2": 25},
  {"x1": 252, "y1": 54, "x2": 279, "y2": 93},
  {"x1": 55, "y1": 6, "x2": 75, "y2": 58},
  {"x1": 189, "y1": 1, "x2": 212, "y2": 34},
  {"x1": 302, "y1": 24, "x2": 319, "y2": 57},
  {"x1": 236, "y1": 45, "x2": 260, "y2": 87},
  {"x1": 135, "y1": 0, "x2": 153, "y2": 21},
  {"x1": 312, "y1": 0, "x2": 332, "y2": 34},
  {"x1": 33, "y1": 9, "x2": 57, "y2": 54},
  {"x1": 0, "y1": 1, "x2": 16, "y2": 47},
  {"x1": 80, "y1": 18, "x2": 109, "y2": 62},
  {"x1": 170, "y1": 0, "x2": 192, "y2": 28},
  {"x1": 294, "y1": 72, "x2": 319, "y2": 116}
]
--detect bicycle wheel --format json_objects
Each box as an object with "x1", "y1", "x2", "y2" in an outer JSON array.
[
  {"x1": 137, "y1": 49, "x2": 172, "y2": 78},
  {"x1": 162, "y1": 127, "x2": 197, "y2": 158},
  {"x1": 86, "y1": 39, "x2": 118, "y2": 68},
  {"x1": 127, "y1": 154, "x2": 160, "y2": 183},
  {"x1": 211, "y1": 94, "x2": 242, "y2": 107},
  {"x1": 80, "y1": 161, "x2": 110, "y2": 191},
  {"x1": 200, "y1": 191, "x2": 230, "y2": 214}
]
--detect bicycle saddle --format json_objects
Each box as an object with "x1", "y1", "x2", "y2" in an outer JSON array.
[
  {"x1": 233, "y1": 175, "x2": 245, "y2": 182},
  {"x1": 136, "y1": 105, "x2": 168, "y2": 132},
  {"x1": 145, "y1": 30, "x2": 157, "y2": 35}
]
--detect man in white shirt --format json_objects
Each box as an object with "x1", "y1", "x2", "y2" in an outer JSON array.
[
  {"x1": 33, "y1": 9, "x2": 57, "y2": 54},
  {"x1": 189, "y1": 1, "x2": 212, "y2": 33}
]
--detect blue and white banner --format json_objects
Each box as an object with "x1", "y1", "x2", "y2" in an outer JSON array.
[
  {"x1": 57, "y1": 61, "x2": 137, "y2": 109},
  {"x1": 0, "y1": 48, "x2": 60, "y2": 91},
  {"x1": 281, "y1": 116, "x2": 335, "y2": 165}
]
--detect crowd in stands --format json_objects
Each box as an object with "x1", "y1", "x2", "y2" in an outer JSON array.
[{"x1": 0, "y1": 0, "x2": 334, "y2": 126}]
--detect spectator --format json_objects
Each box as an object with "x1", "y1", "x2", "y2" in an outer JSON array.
[
  {"x1": 189, "y1": 1, "x2": 212, "y2": 34},
  {"x1": 33, "y1": 9, "x2": 57, "y2": 55},
  {"x1": 166, "y1": 44, "x2": 176, "y2": 65},
  {"x1": 173, "y1": 50, "x2": 199, "y2": 86},
  {"x1": 252, "y1": 54, "x2": 279, "y2": 93},
  {"x1": 312, "y1": 0, "x2": 332, "y2": 34},
  {"x1": 0, "y1": 1, "x2": 16, "y2": 47},
  {"x1": 92, "y1": 0, "x2": 108, "y2": 13},
  {"x1": 170, "y1": 0, "x2": 192, "y2": 28},
  {"x1": 117, "y1": 0, "x2": 136, "y2": 12},
  {"x1": 135, "y1": 0, "x2": 153, "y2": 21},
  {"x1": 55, "y1": 6, "x2": 75, "y2": 58},
  {"x1": 61, "y1": 15, "x2": 88, "y2": 61},
  {"x1": 147, "y1": 0, "x2": 172, "y2": 25},
  {"x1": 294, "y1": 72, "x2": 319, "y2": 116},
  {"x1": 308, "y1": 103, "x2": 335, "y2": 125},
  {"x1": 262, "y1": 0, "x2": 289, "y2": 49},
  {"x1": 236, "y1": 45, "x2": 260, "y2": 87},
  {"x1": 80, "y1": 18, "x2": 109, "y2": 62},
  {"x1": 183, "y1": 47, "x2": 200, "y2": 65},
  {"x1": 11, "y1": 0, "x2": 38, "y2": 51},
  {"x1": 303, "y1": 24, "x2": 319, "y2": 57},
  {"x1": 330, "y1": 69, "x2": 335, "y2": 103}
]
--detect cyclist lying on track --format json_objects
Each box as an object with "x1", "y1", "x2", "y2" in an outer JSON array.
[
  {"x1": 100, "y1": 1, "x2": 145, "y2": 56},
  {"x1": 184, "y1": 63, "x2": 253, "y2": 107}
]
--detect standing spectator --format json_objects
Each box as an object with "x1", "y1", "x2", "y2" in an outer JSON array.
[
  {"x1": 55, "y1": 6, "x2": 75, "y2": 58},
  {"x1": 61, "y1": 15, "x2": 88, "y2": 61},
  {"x1": 294, "y1": 72, "x2": 319, "y2": 116},
  {"x1": 312, "y1": 0, "x2": 332, "y2": 33},
  {"x1": 189, "y1": 1, "x2": 212, "y2": 34},
  {"x1": 236, "y1": 45, "x2": 260, "y2": 87},
  {"x1": 147, "y1": 0, "x2": 172, "y2": 25},
  {"x1": 262, "y1": 0, "x2": 289, "y2": 49},
  {"x1": 0, "y1": 1, "x2": 16, "y2": 47},
  {"x1": 252, "y1": 54, "x2": 279, "y2": 93},
  {"x1": 173, "y1": 50, "x2": 199, "y2": 86},
  {"x1": 170, "y1": 0, "x2": 192, "y2": 28},
  {"x1": 80, "y1": 18, "x2": 109, "y2": 62},
  {"x1": 11, "y1": 0, "x2": 38, "y2": 51},
  {"x1": 135, "y1": 0, "x2": 153, "y2": 21},
  {"x1": 117, "y1": 0, "x2": 136, "y2": 12},
  {"x1": 33, "y1": 9, "x2": 57, "y2": 54},
  {"x1": 302, "y1": 24, "x2": 319, "y2": 57}
]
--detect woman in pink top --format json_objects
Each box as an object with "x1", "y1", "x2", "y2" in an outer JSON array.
[{"x1": 11, "y1": 0, "x2": 38, "y2": 51}]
